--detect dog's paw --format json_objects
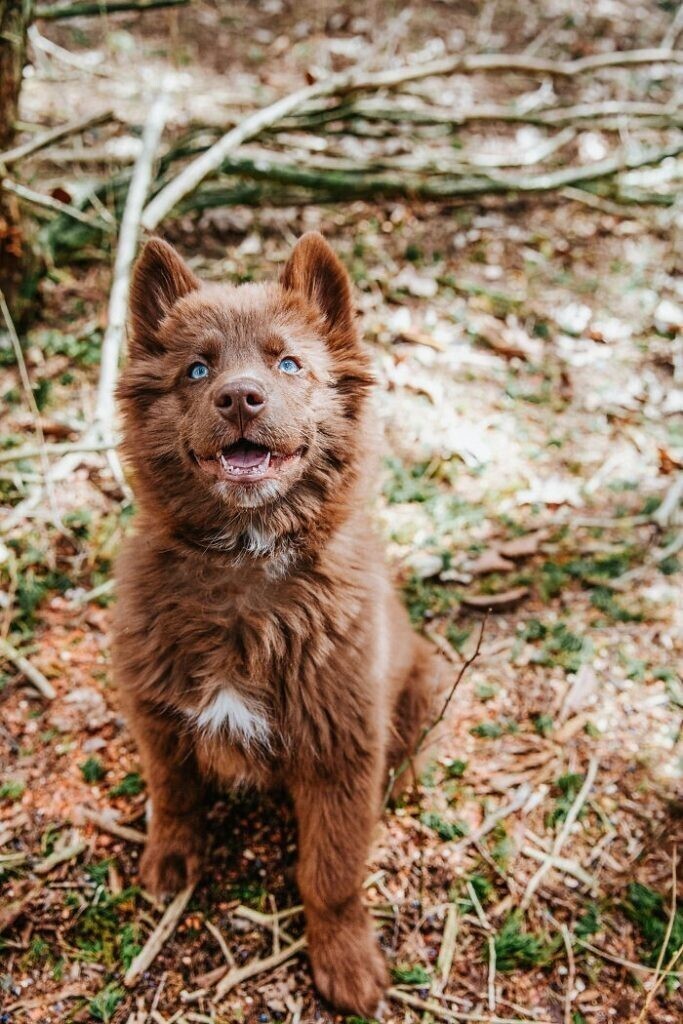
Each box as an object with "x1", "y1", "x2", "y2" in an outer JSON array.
[
  {"x1": 140, "y1": 833, "x2": 203, "y2": 897},
  {"x1": 308, "y1": 910, "x2": 389, "y2": 1015}
]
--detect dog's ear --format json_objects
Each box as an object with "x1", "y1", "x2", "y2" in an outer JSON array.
[
  {"x1": 129, "y1": 238, "x2": 200, "y2": 357},
  {"x1": 281, "y1": 232, "x2": 355, "y2": 336}
]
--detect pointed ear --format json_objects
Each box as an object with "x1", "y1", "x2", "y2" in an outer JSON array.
[
  {"x1": 281, "y1": 232, "x2": 355, "y2": 336},
  {"x1": 129, "y1": 238, "x2": 200, "y2": 356}
]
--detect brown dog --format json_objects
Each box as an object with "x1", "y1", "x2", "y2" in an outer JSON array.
[{"x1": 112, "y1": 233, "x2": 442, "y2": 1013}]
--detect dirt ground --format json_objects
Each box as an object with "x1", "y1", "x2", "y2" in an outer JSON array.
[{"x1": 1, "y1": 2, "x2": 682, "y2": 1023}]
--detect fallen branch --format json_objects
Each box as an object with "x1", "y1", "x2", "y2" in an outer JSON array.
[
  {"x1": 95, "y1": 85, "x2": 170, "y2": 443},
  {"x1": 35, "y1": 0, "x2": 188, "y2": 19},
  {"x1": 636, "y1": 848, "x2": 679, "y2": 1022},
  {"x1": 0, "y1": 637, "x2": 56, "y2": 700},
  {"x1": 435, "y1": 903, "x2": 459, "y2": 992},
  {"x1": 560, "y1": 924, "x2": 576, "y2": 1024},
  {"x1": 520, "y1": 757, "x2": 599, "y2": 911},
  {"x1": 1, "y1": 177, "x2": 110, "y2": 228},
  {"x1": 141, "y1": 47, "x2": 683, "y2": 229},
  {"x1": 0, "y1": 440, "x2": 115, "y2": 464},
  {"x1": 520, "y1": 844, "x2": 598, "y2": 892},
  {"x1": 78, "y1": 806, "x2": 147, "y2": 844},
  {"x1": 34, "y1": 835, "x2": 87, "y2": 874},
  {"x1": 124, "y1": 883, "x2": 195, "y2": 986},
  {"x1": 453, "y1": 785, "x2": 532, "y2": 854},
  {"x1": 213, "y1": 935, "x2": 307, "y2": 1001},
  {"x1": 0, "y1": 110, "x2": 112, "y2": 166},
  {"x1": 389, "y1": 987, "x2": 556, "y2": 1024}
]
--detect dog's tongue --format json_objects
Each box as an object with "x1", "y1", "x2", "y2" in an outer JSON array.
[{"x1": 223, "y1": 440, "x2": 269, "y2": 470}]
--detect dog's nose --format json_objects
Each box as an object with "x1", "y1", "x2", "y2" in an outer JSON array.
[{"x1": 214, "y1": 377, "x2": 267, "y2": 424}]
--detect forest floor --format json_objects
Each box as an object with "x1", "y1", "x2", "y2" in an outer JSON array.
[{"x1": 1, "y1": 2, "x2": 682, "y2": 1023}]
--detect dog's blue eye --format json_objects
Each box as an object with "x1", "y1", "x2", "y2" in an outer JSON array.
[
  {"x1": 188, "y1": 362, "x2": 209, "y2": 380},
  {"x1": 278, "y1": 357, "x2": 300, "y2": 375}
]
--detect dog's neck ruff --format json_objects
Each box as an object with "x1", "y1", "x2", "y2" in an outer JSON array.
[{"x1": 186, "y1": 688, "x2": 271, "y2": 749}]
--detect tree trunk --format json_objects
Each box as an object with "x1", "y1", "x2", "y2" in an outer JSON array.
[{"x1": 0, "y1": 0, "x2": 35, "y2": 318}]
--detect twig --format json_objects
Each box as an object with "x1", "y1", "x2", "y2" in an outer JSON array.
[
  {"x1": 520, "y1": 757, "x2": 599, "y2": 911},
  {"x1": 94, "y1": 84, "x2": 170, "y2": 443},
  {"x1": 0, "y1": 110, "x2": 112, "y2": 166},
  {"x1": 34, "y1": 835, "x2": 87, "y2": 874},
  {"x1": 0, "y1": 637, "x2": 56, "y2": 700},
  {"x1": 1, "y1": 178, "x2": 109, "y2": 228},
  {"x1": 453, "y1": 785, "x2": 532, "y2": 854},
  {"x1": 653, "y1": 473, "x2": 683, "y2": 529},
  {"x1": 0, "y1": 441, "x2": 115, "y2": 464},
  {"x1": 560, "y1": 925, "x2": 575, "y2": 1024},
  {"x1": 467, "y1": 880, "x2": 491, "y2": 931},
  {"x1": 636, "y1": 847, "x2": 679, "y2": 1022},
  {"x1": 35, "y1": 0, "x2": 188, "y2": 19},
  {"x1": 487, "y1": 935, "x2": 496, "y2": 1012},
  {"x1": 520, "y1": 845, "x2": 598, "y2": 892},
  {"x1": 141, "y1": 48, "x2": 683, "y2": 229},
  {"x1": 79, "y1": 806, "x2": 147, "y2": 844},
  {"x1": 124, "y1": 884, "x2": 195, "y2": 987},
  {"x1": 385, "y1": 614, "x2": 488, "y2": 804},
  {"x1": 204, "y1": 920, "x2": 235, "y2": 968},
  {"x1": 389, "y1": 988, "x2": 556, "y2": 1024},
  {"x1": 574, "y1": 937, "x2": 682, "y2": 978},
  {"x1": 436, "y1": 903, "x2": 459, "y2": 992},
  {"x1": 213, "y1": 935, "x2": 307, "y2": 1001}
]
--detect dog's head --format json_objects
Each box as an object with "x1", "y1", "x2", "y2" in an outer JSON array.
[{"x1": 118, "y1": 233, "x2": 373, "y2": 554}]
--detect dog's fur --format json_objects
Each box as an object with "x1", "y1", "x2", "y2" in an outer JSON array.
[{"x1": 112, "y1": 233, "x2": 443, "y2": 1014}]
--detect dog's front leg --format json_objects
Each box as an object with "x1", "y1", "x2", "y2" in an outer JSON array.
[
  {"x1": 292, "y1": 766, "x2": 389, "y2": 1015},
  {"x1": 127, "y1": 703, "x2": 207, "y2": 897}
]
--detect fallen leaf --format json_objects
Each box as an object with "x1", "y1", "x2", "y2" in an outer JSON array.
[
  {"x1": 469, "y1": 312, "x2": 541, "y2": 360},
  {"x1": 467, "y1": 550, "x2": 515, "y2": 575},
  {"x1": 499, "y1": 530, "x2": 548, "y2": 559},
  {"x1": 461, "y1": 586, "x2": 529, "y2": 608}
]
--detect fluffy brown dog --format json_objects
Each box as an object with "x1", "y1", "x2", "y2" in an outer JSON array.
[{"x1": 113, "y1": 232, "x2": 442, "y2": 1014}]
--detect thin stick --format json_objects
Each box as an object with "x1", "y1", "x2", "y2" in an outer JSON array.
[
  {"x1": 385, "y1": 614, "x2": 487, "y2": 804},
  {"x1": 436, "y1": 903, "x2": 459, "y2": 991},
  {"x1": 487, "y1": 935, "x2": 496, "y2": 1012},
  {"x1": 204, "y1": 920, "x2": 235, "y2": 968},
  {"x1": 574, "y1": 937, "x2": 682, "y2": 977},
  {"x1": 0, "y1": 440, "x2": 115, "y2": 464},
  {"x1": 0, "y1": 637, "x2": 56, "y2": 700},
  {"x1": 35, "y1": 0, "x2": 188, "y2": 19},
  {"x1": 142, "y1": 48, "x2": 682, "y2": 229},
  {"x1": 94, "y1": 85, "x2": 170, "y2": 442},
  {"x1": 34, "y1": 835, "x2": 87, "y2": 874},
  {"x1": 520, "y1": 757, "x2": 599, "y2": 911},
  {"x1": 124, "y1": 884, "x2": 195, "y2": 987},
  {"x1": 636, "y1": 848, "x2": 679, "y2": 1022},
  {"x1": 520, "y1": 845, "x2": 598, "y2": 892},
  {"x1": 213, "y1": 935, "x2": 307, "y2": 1001},
  {"x1": 1, "y1": 178, "x2": 109, "y2": 228},
  {"x1": 560, "y1": 925, "x2": 575, "y2": 1024},
  {"x1": 79, "y1": 807, "x2": 147, "y2": 845},
  {"x1": 0, "y1": 110, "x2": 112, "y2": 165},
  {"x1": 389, "y1": 988, "x2": 556, "y2": 1024}
]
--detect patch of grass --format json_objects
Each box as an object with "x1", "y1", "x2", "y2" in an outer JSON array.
[
  {"x1": 533, "y1": 714, "x2": 554, "y2": 737},
  {"x1": 36, "y1": 327, "x2": 102, "y2": 367},
  {"x1": 546, "y1": 773, "x2": 587, "y2": 829},
  {"x1": 470, "y1": 719, "x2": 518, "y2": 738},
  {"x1": 444, "y1": 758, "x2": 467, "y2": 778},
  {"x1": 524, "y1": 620, "x2": 591, "y2": 674},
  {"x1": 0, "y1": 779, "x2": 25, "y2": 801},
  {"x1": 402, "y1": 576, "x2": 459, "y2": 624},
  {"x1": 383, "y1": 457, "x2": 440, "y2": 504},
  {"x1": 491, "y1": 913, "x2": 555, "y2": 971},
  {"x1": 110, "y1": 772, "x2": 144, "y2": 798},
  {"x1": 421, "y1": 812, "x2": 468, "y2": 841},
  {"x1": 658, "y1": 555, "x2": 681, "y2": 575},
  {"x1": 590, "y1": 586, "x2": 642, "y2": 623},
  {"x1": 67, "y1": 866, "x2": 140, "y2": 968},
  {"x1": 576, "y1": 901, "x2": 601, "y2": 939},
  {"x1": 89, "y1": 983, "x2": 124, "y2": 1022},
  {"x1": 445, "y1": 624, "x2": 470, "y2": 652},
  {"x1": 623, "y1": 882, "x2": 683, "y2": 967},
  {"x1": 392, "y1": 964, "x2": 431, "y2": 985},
  {"x1": 80, "y1": 757, "x2": 105, "y2": 784}
]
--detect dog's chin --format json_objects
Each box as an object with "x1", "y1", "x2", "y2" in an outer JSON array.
[{"x1": 190, "y1": 438, "x2": 306, "y2": 509}]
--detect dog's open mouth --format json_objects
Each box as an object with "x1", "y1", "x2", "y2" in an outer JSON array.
[{"x1": 192, "y1": 439, "x2": 303, "y2": 483}]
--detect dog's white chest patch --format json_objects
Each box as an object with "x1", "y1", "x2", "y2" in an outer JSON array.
[{"x1": 188, "y1": 689, "x2": 270, "y2": 747}]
